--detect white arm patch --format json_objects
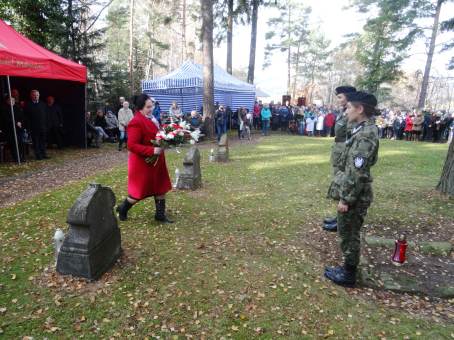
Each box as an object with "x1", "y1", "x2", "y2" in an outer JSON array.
[{"x1": 354, "y1": 156, "x2": 365, "y2": 169}]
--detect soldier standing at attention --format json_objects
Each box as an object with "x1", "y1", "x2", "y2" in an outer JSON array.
[
  {"x1": 325, "y1": 91, "x2": 379, "y2": 287},
  {"x1": 323, "y1": 86, "x2": 357, "y2": 232}
]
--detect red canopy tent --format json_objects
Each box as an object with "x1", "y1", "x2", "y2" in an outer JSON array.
[
  {"x1": 0, "y1": 19, "x2": 88, "y2": 163},
  {"x1": 0, "y1": 20, "x2": 87, "y2": 82}
]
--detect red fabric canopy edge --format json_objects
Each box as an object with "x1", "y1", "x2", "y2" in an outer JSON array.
[{"x1": 0, "y1": 20, "x2": 87, "y2": 83}]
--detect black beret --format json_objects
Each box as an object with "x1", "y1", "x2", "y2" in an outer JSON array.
[
  {"x1": 345, "y1": 91, "x2": 377, "y2": 108},
  {"x1": 335, "y1": 86, "x2": 356, "y2": 95}
]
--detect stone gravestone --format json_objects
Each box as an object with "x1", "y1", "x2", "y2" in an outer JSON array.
[
  {"x1": 215, "y1": 133, "x2": 229, "y2": 162},
  {"x1": 56, "y1": 183, "x2": 121, "y2": 280},
  {"x1": 176, "y1": 146, "x2": 202, "y2": 190}
]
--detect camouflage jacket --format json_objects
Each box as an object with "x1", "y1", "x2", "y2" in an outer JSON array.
[
  {"x1": 334, "y1": 110, "x2": 349, "y2": 141},
  {"x1": 328, "y1": 119, "x2": 379, "y2": 205}
]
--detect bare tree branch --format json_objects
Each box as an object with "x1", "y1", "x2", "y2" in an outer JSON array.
[{"x1": 84, "y1": 0, "x2": 115, "y2": 33}]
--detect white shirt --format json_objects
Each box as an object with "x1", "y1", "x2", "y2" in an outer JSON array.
[
  {"x1": 305, "y1": 117, "x2": 315, "y2": 131},
  {"x1": 316, "y1": 115, "x2": 324, "y2": 130}
]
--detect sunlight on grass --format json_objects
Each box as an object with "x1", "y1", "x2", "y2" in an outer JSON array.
[
  {"x1": 0, "y1": 136, "x2": 452, "y2": 338},
  {"x1": 249, "y1": 154, "x2": 328, "y2": 170}
]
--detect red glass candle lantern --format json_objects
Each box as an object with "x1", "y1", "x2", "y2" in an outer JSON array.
[{"x1": 392, "y1": 234, "x2": 407, "y2": 265}]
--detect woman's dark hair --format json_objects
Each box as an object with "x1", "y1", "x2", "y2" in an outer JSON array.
[
  {"x1": 346, "y1": 91, "x2": 379, "y2": 117},
  {"x1": 134, "y1": 93, "x2": 150, "y2": 110},
  {"x1": 350, "y1": 102, "x2": 380, "y2": 117}
]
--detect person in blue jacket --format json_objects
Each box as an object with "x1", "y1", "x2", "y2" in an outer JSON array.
[
  {"x1": 261, "y1": 104, "x2": 271, "y2": 136},
  {"x1": 152, "y1": 101, "x2": 161, "y2": 123}
]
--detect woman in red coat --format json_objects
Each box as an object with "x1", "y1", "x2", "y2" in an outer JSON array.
[
  {"x1": 404, "y1": 113, "x2": 413, "y2": 141},
  {"x1": 116, "y1": 94, "x2": 173, "y2": 223}
]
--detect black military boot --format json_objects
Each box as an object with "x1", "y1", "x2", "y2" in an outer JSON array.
[
  {"x1": 323, "y1": 216, "x2": 337, "y2": 224},
  {"x1": 324, "y1": 265, "x2": 343, "y2": 275},
  {"x1": 324, "y1": 264, "x2": 356, "y2": 287},
  {"x1": 154, "y1": 198, "x2": 174, "y2": 224},
  {"x1": 322, "y1": 221, "x2": 338, "y2": 232},
  {"x1": 116, "y1": 199, "x2": 133, "y2": 221}
]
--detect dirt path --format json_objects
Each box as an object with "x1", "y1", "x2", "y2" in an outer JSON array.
[
  {"x1": 0, "y1": 147, "x2": 128, "y2": 208},
  {"x1": 0, "y1": 135, "x2": 263, "y2": 208}
]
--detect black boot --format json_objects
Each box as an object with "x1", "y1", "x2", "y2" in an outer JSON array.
[
  {"x1": 324, "y1": 265, "x2": 343, "y2": 275},
  {"x1": 154, "y1": 198, "x2": 174, "y2": 223},
  {"x1": 116, "y1": 198, "x2": 133, "y2": 221},
  {"x1": 322, "y1": 221, "x2": 338, "y2": 232},
  {"x1": 324, "y1": 264, "x2": 356, "y2": 287},
  {"x1": 118, "y1": 139, "x2": 123, "y2": 151},
  {"x1": 323, "y1": 216, "x2": 337, "y2": 224}
]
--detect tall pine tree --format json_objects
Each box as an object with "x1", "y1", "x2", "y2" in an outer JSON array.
[
  {"x1": 352, "y1": 0, "x2": 423, "y2": 97},
  {"x1": 263, "y1": 0, "x2": 311, "y2": 95}
]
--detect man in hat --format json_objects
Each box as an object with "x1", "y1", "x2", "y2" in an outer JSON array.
[
  {"x1": 325, "y1": 91, "x2": 379, "y2": 286},
  {"x1": 323, "y1": 86, "x2": 356, "y2": 232}
]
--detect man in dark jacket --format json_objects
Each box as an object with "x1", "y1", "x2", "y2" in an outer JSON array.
[
  {"x1": 279, "y1": 104, "x2": 290, "y2": 132},
  {"x1": 0, "y1": 96, "x2": 26, "y2": 162},
  {"x1": 24, "y1": 90, "x2": 49, "y2": 160},
  {"x1": 215, "y1": 106, "x2": 227, "y2": 142},
  {"x1": 46, "y1": 96, "x2": 64, "y2": 149}
]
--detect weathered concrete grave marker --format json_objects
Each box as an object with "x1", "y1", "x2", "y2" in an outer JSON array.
[
  {"x1": 215, "y1": 133, "x2": 229, "y2": 162},
  {"x1": 56, "y1": 183, "x2": 121, "y2": 280},
  {"x1": 176, "y1": 146, "x2": 202, "y2": 190}
]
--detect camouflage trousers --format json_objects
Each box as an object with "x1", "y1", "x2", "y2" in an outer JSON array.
[
  {"x1": 330, "y1": 142, "x2": 346, "y2": 176},
  {"x1": 337, "y1": 204, "x2": 369, "y2": 267}
]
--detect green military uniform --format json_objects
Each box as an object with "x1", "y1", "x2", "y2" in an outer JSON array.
[
  {"x1": 331, "y1": 109, "x2": 350, "y2": 176},
  {"x1": 328, "y1": 119, "x2": 379, "y2": 267}
]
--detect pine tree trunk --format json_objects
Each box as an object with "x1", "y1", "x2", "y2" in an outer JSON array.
[
  {"x1": 182, "y1": 0, "x2": 187, "y2": 62},
  {"x1": 436, "y1": 138, "x2": 454, "y2": 197},
  {"x1": 129, "y1": 0, "x2": 135, "y2": 97},
  {"x1": 418, "y1": 0, "x2": 443, "y2": 109},
  {"x1": 201, "y1": 0, "x2": 215, "y2": 139},
  {"x1": 226, "y1": 0, "x2": 233, "y2": 74},
  {"x1": 145, "y1": 13, "x2": 152, "y2": 80},
  {"x1": 67, "y1": 0, "x2": 76, "y2": 58},
  {"x1": 247, "y1": 0, "x2": 259, "y2": 84},
  {"x1": 291, "y1": 41, "x2": 301, "y2": 102}
]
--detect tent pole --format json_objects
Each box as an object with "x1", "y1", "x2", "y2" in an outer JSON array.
[
  {"x1": 84, "y1": 83, "x2": 88, "y2": 149},
  {"x1": 6, "y1": 76, "x2": 21, "y2": 165}
]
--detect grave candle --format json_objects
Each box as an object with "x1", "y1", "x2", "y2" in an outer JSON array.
[{"x1": 392, "y1": 234, "x2": 407, "y2": 265}]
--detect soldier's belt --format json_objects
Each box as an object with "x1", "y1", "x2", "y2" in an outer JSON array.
[{"x1": 334, "y1": 137, "x2": 346, "y2": 143}]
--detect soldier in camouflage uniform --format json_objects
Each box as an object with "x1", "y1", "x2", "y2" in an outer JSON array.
[
  {"x1": 325, "y1": 91, "x2": 379, "y2": 287},
  {"x1": 323, "y1": 86, "x2": 357, "y2": 232}
]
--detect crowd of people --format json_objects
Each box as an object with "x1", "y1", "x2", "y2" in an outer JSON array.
[
  {"x1": 249, "y1": 101, "x2": 454, "y2": 143},
  {"x1": 214, "y1": 102, "x2": 355, "y2": 139},
  {"x1": 1, "y1": 89, "x2": 453, "y2": 163},
  {"x1": 376, "y1": 109, "x2": 453, "y2": 142},
  {"x1": 85, "y1": 98, "x2": 204, "y2": 150},
  {"x1": 0, "y1": 89, "x2": 64, "y2": 162}
]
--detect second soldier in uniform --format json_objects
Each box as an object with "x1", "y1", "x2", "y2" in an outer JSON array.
[
  {"x1": 325, "y1": 91, "x2": 379, "y2": 287},
  {"x1": 323, "y1": 86, "x2": 357, "y2": 232}
]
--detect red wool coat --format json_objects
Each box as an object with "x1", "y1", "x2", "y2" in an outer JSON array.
[
  {"x1": 126, "y1": 112, "x2": 172, "y2": 200},
  {"x1": 404, "y1": 116, "x2": 413, "y2": 132}
]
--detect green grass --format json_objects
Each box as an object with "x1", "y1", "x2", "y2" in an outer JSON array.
[{"x1": 0, "y1": 136, "x2": 453, "y2": 338}]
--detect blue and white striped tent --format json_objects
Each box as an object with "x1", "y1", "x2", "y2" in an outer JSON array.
[{"x1": 142, "y1": 61, "x2": 256, "y2": 114}]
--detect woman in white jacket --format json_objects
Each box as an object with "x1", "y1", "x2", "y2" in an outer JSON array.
[
  {"x1": 305, "y1": 115, "x2": 315, "y2": 136},
  {"x1": 316, "y1": 113, "x2": 325, "y2": 136},
  {"x1": 118, "y1": 101, "x2": 134, "y2": 151}
]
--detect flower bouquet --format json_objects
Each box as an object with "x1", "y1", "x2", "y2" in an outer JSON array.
[{"x1": 145, "y1": 120, "x2": 202, "y2": 165}]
